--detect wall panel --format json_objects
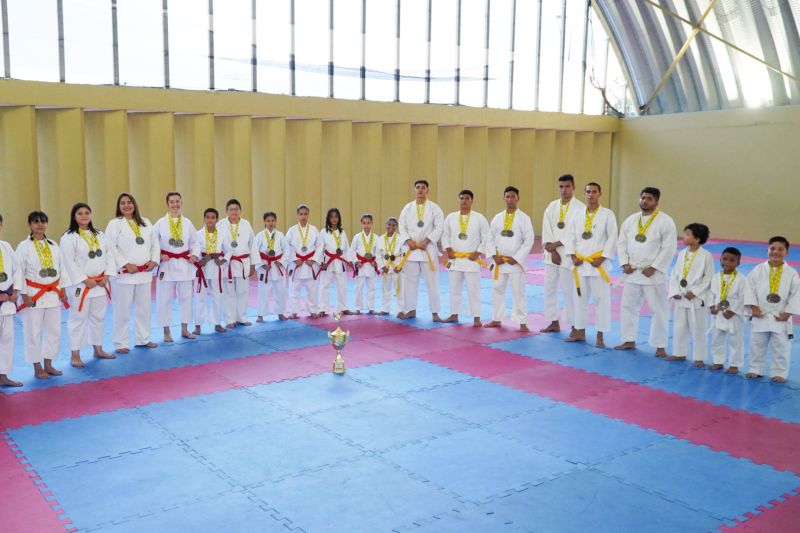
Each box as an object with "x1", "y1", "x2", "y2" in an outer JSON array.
[
  {"x1": 486, "y1": 127, "x2": 511, "y2": 218},
  {"x1": 85, "y1": 110, "x2": 129, "y2": 227},
  {"x1": 436, "y1": 126, "x2": 465, "y2": 213},
  {"x1": 285, "y1": 119, "x2": 323, "y2": 228},
  {"x1": 215, "y1": 116, "x2": 253, "y2": 222},
  {"x1": 127, "y1": 112, "x2": 175, "y2": 219},
  {"x1": 251, "y1": 118, "x2": 286, "y2": 227},
  {"x1": 381, "y1": 123, "x2": 411, "y2": 228},
  {"x1": 321, "y1": 121, "x2": 353, "y2": 231},
  {"x1": 175, "y1": 114, "x2": 214, "y2": 223},
  {"x1": 0, "y1": 107, "x2": 39, "y2": 244},
  {"x1": 351, "y1": 123, "x2": 382, "y2": 234},
  {"x1": 462, "y1": 127, "x2": 488, "y2": 214}
]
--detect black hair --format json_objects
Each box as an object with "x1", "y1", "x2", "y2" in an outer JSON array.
[
  {"x1": 325, "y1": 207, "x2": 343, "y2": 232},
  {"x1": 361, "y1": 213, "x2": 373, "y2": 222},
  {"x1": 0, "y1": 213, "x2": 3, "y2": 224},
  {"x1": 585, "y1": 182, "x2": 602, "y2": 192},
  {"x1": 684, "y1": 223, "x2": 710, "y2": 245},
  {"x1": 203, "y1": 207, "x2": 219, "y2": 218},
  {"x1": 296, "y1": 204, "x2": 310, "y2": 214},
  {"x1": 226, "y1": 199, "x2": 241, "y2": 209},
  {"x1": 263, "y1": 211, "x2": 277, "y2": 221},
  {"x1": 67, "y1": 202, "x2": 99, "y2": 235},
  {"x1": 721, "y1": 247, "x2": 742, "y2": 258},
  {"x1": 115, "y1": 192, "x2": 147, "y2": 227},
  {"x1": 386, "y1": 216, "x2": 398, "y2": 225},
  {"x1": 414, "y1": 179, "x2": 429, "y2": 188},
  {"x1": 165, "y1": 191, "x2": 182, "y2": 203},
  {"x1": 458, "y1": 189, "x2": 474, "y2": 200},
  {"x1": 503, "y1": 186, "x2": 520, "y2": 196},
  {"x1": 769, "y1": 236, "x2": 790, "y2": 250},
  {"x1": 28, "y1": 211, "x2": 48, "y2": 225},
  {"x1": 640, "y1": 187, "x2": 661, "y2": 201},
  {"x1": 558, "y1": 174, "x2": 575, "y2": 184}
]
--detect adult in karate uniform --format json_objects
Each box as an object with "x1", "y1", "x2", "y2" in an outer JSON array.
[
  {"x1": 441, "y1": 190, "x2": 490, "y2": 326},
  {"x1": 0, "y1": 213, "x2": 24, "y2": 387},
  {"x1": 106, "y1": 193, "x2": 160, "y2": 353},
  {"x1": 397, "y1": 179, "x2": 444, "y2": 321},
  {"x1": 614, "y1": 187, "x2": 677, "y2": 357},
  {"x1": 540, "y1": 174, "x2": 585, "y2": 335}
]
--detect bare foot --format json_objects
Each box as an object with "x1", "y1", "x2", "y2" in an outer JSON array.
[
  {"x1": 115, "y1": 347, "x2": 130, "y2": 355},
  {"x1": 520, "y1": 324, "x2": 530, "y2": 332},
  {"x1": 0, "y1": 375, "x2": 22, "y2": 387},
  {"x1": 539, "y1": 321, "x2": 561, "y2": 333},
  {"x1": 369, "y1": 310, "x2": 376, "y2": 315},
  {"x1": 565, "y1": 330, "x2": 586, "y2": 343},
  {"x1": 473, "y1": 318, "x2": 482, "y2": 327},
  {"x1": 377, "y1": 311, "x2": 389, "y2": 316},
  {"x1": 771, "y1": 376, "x2": 786, "y2": 383},
  {"x1": 215, "y1": 325, "x2": 227, "y2": 333},
  {"x1": 693, "y1": 360, "x2": 705, "y2": 368},
  {"x1": 402, "y1": 311, "x2": 417, "y2": 320},
  {"x1": 140, "y1": 341, "x2": 158, "y2": 348},
  {"x1": 290, "y1": 313, "x2": 299, "y2": 320},
  {"x1": 70, "y1": 351, "x2": 85, "y2": 368},
  {"x1": 342, "y1": 310, "x2": 353, "y2": 315},
  {"x1": 256, "y1": 316, "x2": 265, "y2": 323},
  {"x1": 443, "y1": 314, "x2": 458, "y2": 323},
  {"x1": 355, "y1": 310, "x2": 362, "y2": 315},
  {"x1": 654, "y1": 348, "x2": 668, "y2": 358},
  {"x1": 614, "y1": 341, "x2": 636, "y2": 351},
  {"x1": 725, "y1": 366, "x2": 739, "y2": 375},
  {"x1": 34, "y1": 368, "x2": 50, "y2": 380},
  {"x1": 181, "y1": 331, "x2": 197, "y2": 340},
  {"x1": 483, "y1": 320, "x2": 502, "y2": 328},
  {"x1": 666, "y1": 355, "x2": 686, "y2": 362},
  {"x1": 237, "y1": 321, "x2": 252, "y2": 326},
  {"x1": 745, "y1": 372, "x2": 761, "y2": 379},
  {"x1": 44, "y1": 363, "x2": 62, "y2": 376},
  {"x1": 431, "y1": 312, "x2": 440, "y2": 322},
  {"x1": 163, "y1": 334, "x2": 174, "y2": 343},
  {"x1": 93, "y1": 349, "x2": 116, "y2": 360},
  {"x1": 192, "y1": 326, "x2": 201, "y2": 335},
  {"x1": 709, "y1": 364, "x2": 724, "y2": 371},
  {"x1": 396, "y1": 311, "x2": 406, "y2": 319},
  {"x1": 278, "y1": 314, "x2": 288, "y2": 321},
  {"x1": 310, "y1": 313, "x2": 320, "y2": 318},
  {"x1": 227, "y1": 323, "x2": 236, "y2": 329},
  {"x1": 595, "y1": 333, "x2": 605, "y2": 348}
]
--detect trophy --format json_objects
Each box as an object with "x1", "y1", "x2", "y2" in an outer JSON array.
[{"x1": 328, "y1": 312, "x2": 349, "y2": 375}]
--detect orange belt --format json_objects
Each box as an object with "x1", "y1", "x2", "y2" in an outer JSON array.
[
  {"x1": 78, "y1": 274, "x2": 111, "y2": 312},
  {"x1": 18, "y1": 279, "x2": 69, "y2": 312}
]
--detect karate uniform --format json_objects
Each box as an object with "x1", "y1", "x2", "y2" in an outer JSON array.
[
  {"x1": 709, "y1": 270, "x2": 746, "y2": 368},
  {"x1": 441, "y1": 211, "x2": 490, "y2": 318},
  {"x1": 0, "y1": 241, "x2": 23, "y2": 374},
  {"x1": 194, "y1": 227, "x2": 228, "y2": 328},
  {"x1": 668, "y1": 247, "x2": 714, "y2": 362},
  {"x1": 153, "y1": 214, "x2": 201, "y2": 327},
  {"x1": 398, "y1": 199, "x2": 444, "y2": 314},
  {"x1": 16, "y1": 237, "x2": 70, "y2": 364},
  {"x1": 60, "y1": 230, "x2": 115, "y2": 351},
  {"x1": 350, "y1": 231, "x2": 380, "y2": 312},
  {"x1": 376, "y1": 232, "x2": 406, "y2": 314},
  {"x1": 285, "y1": 223, "x2": 322, "y2": 315},
  {"x1": 617, "y1": 211, "x2": 677, "y2": 348},
  {"x1": 106, "y1": 217, "x2": 160, "y2": 349},
  {"x1": 541, "y1": 197, "x2": 585, "y2": 326},
  {"x1": 253, "y1": 229, "x2": 288, "y2": 317},
  {"x1": 318, "y1": 229, "x2": 352, "y2": 313},
  {"x1": 744, "y1": 262, "x2": 800, "y2": 379},
  {"x1": 488, "y1": 209, "x2": 534, "y2": 326},
  {"x1": 218, "y1": 217, "x2": 255, "y2": 324},
  {"x1": 564, "y1": 206, "x2": 617, "y2": 333}
]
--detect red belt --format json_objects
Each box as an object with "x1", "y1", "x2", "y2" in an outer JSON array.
[
  {"x1": 356, "y1": 253, "x2": 380, "y2": 276},
  {"x1": 18, "y1": 279, "x2": 69, "y2": 311},
  {"x1": 200, "y1": 252, "x2": 223, "y2": 293},
  {"x1": 292, "y1": 251, "x2": 318, "y2": 280},
  {"x1": 160, "y1": 249, "x2": 205, "y2": 289},
  {"x1": 324, "y1": 250, "x2": 354, "y2": 277},
  {"x1": 228, "y1": 254, "x2": 250, "y2": 282},
  {"x1": 78, "y1": 274, "x2": 111, "y2": 312},
  {"x1": 260, "y1": 252, "x2": 285, "y2": 284},
  {"x1": 121, "y1": 263, "x2": 151, "y2": 274}
]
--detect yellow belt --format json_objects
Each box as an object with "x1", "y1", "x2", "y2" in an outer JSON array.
[
  {"x1": 492, "y1": 255, "x2": 517, "y2": 280},
  {"x1": 397, "y1": 244, "x2": 436, "y2": 272},
  {"x1": 451, "y1": 251, "x2": 489, "y2": 268},
  {"x1": 382, "y1": 260, "x2": 402, "y2": 296},
  {"x1": 572, "y1": 251, "x2": 611, "y2": 296}
]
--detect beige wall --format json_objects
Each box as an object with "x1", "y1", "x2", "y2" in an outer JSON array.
[
  {"x1": 612, "y1": 105, "x2": 800, "y2": 243},
  {"x1": 0, "y1": 79, "x2": 616, "y2": 245}
]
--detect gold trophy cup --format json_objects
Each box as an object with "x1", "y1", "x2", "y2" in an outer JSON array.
[{"x1": 328, "y1": 312, "x2": 349, "y2": 375}]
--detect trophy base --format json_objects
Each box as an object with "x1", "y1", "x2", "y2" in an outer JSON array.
[{"x1": 333, "y1": 353, "x2": 345, "y2": 375}]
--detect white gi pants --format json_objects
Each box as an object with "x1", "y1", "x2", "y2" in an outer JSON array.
[
  {"x1": 492, "y1": 271, "x2": 528, "y2": 325},
  {"x1": 224, "y1": 276, "x2": 250, "y2": 324},
  {"x1": 620, "y1": 281, "x2": 669, "y2": 348},
  {"x1": 23, "y1": 307, "x2": 61, "y2": 363},
  {"x1": 0, "y1": 315, "x2": 14, "y2": 373},
  {"x1": 113, "y1": 281, "x2": 152, "y2": 348},
  {"x1": 196, "y1": 279, "x2": 225, "y2": 326},
  {"x1": 573, "y1": 276, "x2": 611, "y2": 333},
  {"x1": 449, "y1": 271, "x2": 481, "y2": 317},
  {"x1": 258, "y1": 278, "x2": 286, "y2": 316},
  {"x1": 544, "y1": 264, "x2": 576, "y2": 325},
  {"x1": 402, "y1": 261, "x2": 441, "y2": 314},
  {"x1": 355, "y1": 276, "x2": 376, "y2": 311},
  {"x1": 290, "y1": 278, "x2": 319, "y2": 315},
  {"x1": 672, "y1": 305, "x2": 708, "y2": 362},
  {"x1": 67, "y1": 291, "x2": 107, "y2": 350},
  {"x1": 381, "y1": 272, "x2": 401, "y2": 314},
  {"x1": 749, "y1": 330, "x2": 792, "y2": 379},
  {"x1": 710, "y1": 317, "x2": 744, "y2": 368},
  {"x1": 157, "y1": 280, "x2": 194, "y2": 327},
  {"x1": 320, "y1": 271, "x2": 348, "y2": 312}
]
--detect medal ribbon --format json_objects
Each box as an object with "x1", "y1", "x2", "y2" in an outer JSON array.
[
  {"x1": 33, "y1": 238, "x2": 54, "y2": 271},
  {"x1": 720, "y1": 270, "x2": 737, "y2": 302},
  {"x1": 583, "y1": 207, "x2": 599, "y2": 235},
  {"x1": 384, "y1": 233, "x2": 397, "y2": 257},
  {"x1": 79, "y1": 229, "x2": 100, "y2": 252},
  {"x1": 681, "y1": 250, "x2": 697, "y2": 283},
  {"x1": 361, "y1": 232, "x2": 374, "y2": 255},
  {"x1": 230, "y1": 221, "x2": 239, "y2": 243},
  {"x1": 266, "y1": 230, "x2": 276, "y2": 252},
  {"x1": 636, "y1": 210, "x2": 659, "y2": 239},
  {"x1": 205, "y1": 228, "x2": 218, "y2": 253},
  {"x1": 0, "y1": 247, "x2": 5, "y2": 275},
  {"x1": 299, "y1": 224, "x2": 310, "y2": 249},
  {"x1": 769, "y1": 264, "x2": 783, "y2": 296},
  {"x1": 503, "y1": 210, "x2": 516, "y2": 232},
  {"x1": 558, "y1": 200, "x2": 570, "y2": 225},
  {"x1": 415, "y1": 201, "x2": 426, "y2": 226},
  {"x1": 127, "y1": 219, "x2": 142, "y2": 239},
  {"x1": 332, "y1": 229, "x2": 342, "y2": 250},
  {"x1": 458, "y1": 212, "x2": 471, "y2": 237},
  {"x1": 167, "y1": 214, "x2": 183, "y2": 242}
]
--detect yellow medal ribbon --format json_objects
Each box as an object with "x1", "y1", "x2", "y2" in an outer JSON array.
[
  {"x1": 719, "y1": 270, "x2": 737, "y2": 301},
  {"x1": 0, "y1": 247, "x2": 5, "y2": 276},
  {"x1": 167, "y1": 214, "x2": 183, "y2": 241},
  {"x1": 383, "y1": 233, "x2": 401, "y2": 296},
  {"x1": 78, "y1": 228, "x2": 100, "y2": 252},
  {"x1": 584, "y1": 207, "x2": 599, "y2": 235},
  {"x1": 361, "y1": 231, "x2": 374, "y2": 255},
  {"x1": 503, "y1": 210, "x2": 516, "y2": 233},
  {"x1": 298, "y1": 224, "x2": 310, "y2": 249},
  {"x1": 558, "y1": 200, "x2": 570, "y2": 226},
  {"x1": 572, "y1": 251, "x2": 611, "y2": 296},
  {"x1": 636, "y1": 210, "x2": 660, "y2": 239},
  {"x1": 33, "y1": 238, "x2": 55, "y2": 271},
  {"x1": 230, "y1": 221, "x2": 239, "y2": 243},
  {"x1": 332, "y1": 230, "x2": 342, "y2": 251},
  {"x1": 205, "y1": 228, "x2": 218, "y2": 253},
  {"x1": 415, "y1": 201, "x2": 426, "y2": 226},
  {"x1": 769, "y1": 264, "x2": 783, "y2": 295},
  {"x1": 451, "y1": 251, "x2": 488, "y2": 268},
  {"x1": 458, "y1": 211, "x2": 471, "y2": 237},
  {"x1": 266, "y1": 230, "x2": 276, "y2": 251},
  {"x1": 127, "y1": 219, "x2": 142, "y2": 239},
  {"x1": 681, "y1": 249, "x2": 698, "y2": 283}
]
